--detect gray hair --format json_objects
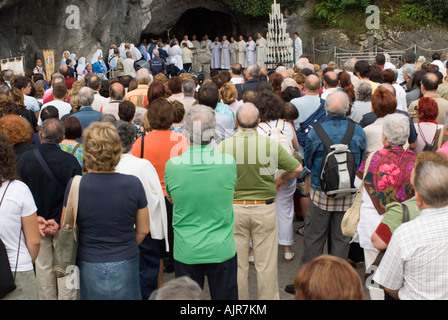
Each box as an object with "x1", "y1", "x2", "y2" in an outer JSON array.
[
  {"x1": 41, "y1": 118, "x2": 65, "y2": 143},
  {"x1": 136, "y1": 68, "x2": 153, "y2": 85},
  {"x1": 414, "y1": 161, "x2": 448, "y2": 207},
  {"x1": 236, "y1": 102, "x2": 260, "y2": 129},
  {"x1": 99, "y1": 113, "x2": 118, "y2": 126},
  {"x1": 281, "y1": 78, "x2": 298, "y2": 91},
  {"x1": 344, "y1": 57, "x2": 357, "y2": 72},
  {"x1": 148, "y1": 276, "x2": 203, "y2": 300},
  {"x1": 354, "y1": 80, "x2": 373, "y2": 102},
  {"x1": 383, "y1": 113, "x2": 410, "y2": 146},
  {"x1": 184, "y1": 104, "x2": 216, "y2": 145},
  {"x1": 182, "y1": 79, "x2": 196, "y2": 97},
  {"x1": 296, "y1": 57, "x2": 309, "y2": 70},
  {"x1": 246, "y1": 64, "x2": 261, "y2": 79},
  {"x1": 116, "y1": 120, "x2": 136, "y2": 154},
  {"x1": 402, "y1": 63, "x2": 418, "y2": 79},
  {"x1": 325, "y1": 91, "x2": 350, "y2": 117},
  {"x1": 78, "y1": 87, "x2": 95, "y2": 107}
]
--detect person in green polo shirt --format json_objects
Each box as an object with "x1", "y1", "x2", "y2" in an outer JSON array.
[
  {"x1": 165, "y1": 104, "x2": 238, "y2": 300},
  {"x1": 216, "y1": 102, "x2": 302, "y2": 300}
]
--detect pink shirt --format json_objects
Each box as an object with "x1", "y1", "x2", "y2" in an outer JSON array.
[{"x1": 437, "y1": 140, "x2": 448, "y2": 158}]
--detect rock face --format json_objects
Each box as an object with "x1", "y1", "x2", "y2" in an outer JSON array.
[
  {"x1": 0, "y1": 0, "x2": 267, "y2": 72},
  {"x1": 1, "y1": 0, "x2": 447, "y2": 73}
]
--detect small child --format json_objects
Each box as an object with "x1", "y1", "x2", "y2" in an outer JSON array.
[{"x1": 169, "y1": 100, "x2": 186, "y2": 135}]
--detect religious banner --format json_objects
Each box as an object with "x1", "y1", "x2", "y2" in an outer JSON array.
[
  {"x1": 0, "y1": 56, "x2": 25, "y2": 75},
  {"x1": 43, "y1": 50, "x2": 55, "y2": 81}
]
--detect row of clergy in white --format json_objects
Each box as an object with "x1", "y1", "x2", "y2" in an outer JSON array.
[{"x1": 180, "y1": 33, "x2": 303, "y2": 70}]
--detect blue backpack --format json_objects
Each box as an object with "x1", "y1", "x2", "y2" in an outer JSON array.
[{"x1": 296, "y1": 98, "x2": 326, "y2": 148}]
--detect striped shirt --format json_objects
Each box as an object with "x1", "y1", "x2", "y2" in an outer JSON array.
[{"x1": 373, "y1": 206, "x2": 448, "y2": 300}]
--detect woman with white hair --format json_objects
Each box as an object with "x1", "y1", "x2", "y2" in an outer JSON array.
[{"x1": 354, "y1": 113, "x2": 416, "y2": 300}]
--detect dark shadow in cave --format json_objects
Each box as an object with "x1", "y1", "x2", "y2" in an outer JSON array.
[{"x1": 142, "y1": 7, "x2": 240, "y2": 42}]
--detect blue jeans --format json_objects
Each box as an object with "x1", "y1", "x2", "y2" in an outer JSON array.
[{"x1": 78, "y1": 256, "x2": 141, "y2": 300}]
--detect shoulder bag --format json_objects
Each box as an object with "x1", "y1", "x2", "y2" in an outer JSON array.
[
  {"x1": 52, "y1": 175, "x2": 81, "y2": 279},
  {"x1": 341, "y1": 152, "x2": 375, "y2": 237}
]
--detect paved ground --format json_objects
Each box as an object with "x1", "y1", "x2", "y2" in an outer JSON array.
[{"x1": 162, "y1": 219, "x2": 370, "y2": 300}]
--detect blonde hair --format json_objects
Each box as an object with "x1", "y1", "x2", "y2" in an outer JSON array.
[
  {"x1": 83, "y1": 122, "x2": 122, "y2": 172},
  {"x1": 219, "y1": 82, "x2": 238, "y2": 105},
  {"x1": 294, "y1": 255, "x2": 365, "y2": 300}
]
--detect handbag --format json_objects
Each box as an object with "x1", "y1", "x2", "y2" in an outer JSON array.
[
  {"x1": 0, "y1": 182, "x2": 21, "y2": 299},
  {"x1": 341, "y1": 152, "x2": 375, "y2": 237},
  {"x1": 52, "y1": 176, "x2": 81, "y2": 279}
]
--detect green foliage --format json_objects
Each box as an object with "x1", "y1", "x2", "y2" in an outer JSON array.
[
  {"x1": 229, "y1": 0, "x2": 272, "y2": 17},
  {"x1": 313, "y1": 0, "x2": 372, "y2": 27}
]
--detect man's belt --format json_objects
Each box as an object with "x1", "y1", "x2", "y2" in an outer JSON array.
[{"x1": 233, "y1": 199, "x2": 275, "y2": 205}]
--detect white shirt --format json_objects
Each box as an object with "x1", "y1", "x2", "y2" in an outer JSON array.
[
  {"x1": 92, "y1": 92, "x2": 110, "y2": 112},
  {"x1": 373, "y1": 206, "x2": 448, "y2": 300},
  {"x1": 38, "y1": 100, "x2": 73, "y2": 126},
  {"x1": 115, "y1": 153, "x2": 169, "y2": 250},
  {"x1": 0, "y1": 181, "x2": 37, "y2": 272},
  {"x1": 24, "y1": 95, "x2": 40, "y2": 113}
]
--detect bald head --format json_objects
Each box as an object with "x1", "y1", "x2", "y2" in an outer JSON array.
[
  {"x1": 109, "y1": 82, "x2": 125, "y2": 101},
  {"x1": 304, "y1": 74, "x2": 321, "y2": 94},
  {"x1": 325, "y1": 91, "x2": 350, "y2": 117},
  {"x1": 236, "y1": 103, "x2": 260, "y2": 129},
  {"x1": 279, "y1": 70, "x2": 291, "y2": 79},
  {"x1": 324, "y1": 71, "x2": 339, "y2": 88}
]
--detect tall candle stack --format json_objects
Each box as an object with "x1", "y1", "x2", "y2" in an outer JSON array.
[{"x1": 266, "y1": 0, "x2": 293, "y2": 70}]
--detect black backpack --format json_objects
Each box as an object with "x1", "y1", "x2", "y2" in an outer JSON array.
[{"x1": 314, "y1": 120, "x2": 358, "y2": 199}]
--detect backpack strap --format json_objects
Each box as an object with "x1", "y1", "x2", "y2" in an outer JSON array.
[
  {"x1": 258, "y1": 122, "x2": 273, "y2": 136},
  {"x1": 341, "y1": 120, "x2": 356, "y2": 146},
  {"x1": 401, "y1": 203, "x2": 410, "y2": 224},
  {"x1": 314, "y1": 119, "x2": 356, "y2": 152}
]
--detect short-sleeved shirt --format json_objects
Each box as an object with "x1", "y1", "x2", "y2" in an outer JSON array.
[
  {"x1": 64, "y1": 173, "x2": 147, "y2": 263},
  {"x1": 165, "y1": 145, "x2": 237, "y2": 264},
  {"x1": 0, "y1": 180, "x2": 37, "y2": 272},
  {"x1": 131, "y1": 130, "x2": 188, "y2": 196},
  {"x1": 374, "y1": 197, "x2": 419, "y2": 245},
  {"x1": 216, "y1": 130, "x2": 301, "y2": 201}
]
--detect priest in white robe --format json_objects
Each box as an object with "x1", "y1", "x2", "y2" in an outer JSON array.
[
  {"x1": 221, "y1": 35, "x2": 231, "y2": 70},
  {"x1": 294, "y1": 32, "x2": 303, "y2": 64},
  {"x1": 211, "y1": 37, "x2": 222, "y2": 70},
  {"x1": 237, "y1": 35, "x2": 246, "y2": 68},
  {"x1": 230, "y1": 37, "x2": 239, "y2": 65},
  {"x1": 168, "y1": 39, "x2": 183, "y2": 70},
  {"x1": 245, "y1": 36, "x2": 256, "y2": 67},
  {"x1": 256, "y1": 33, "x2": 267, "y2": 69}
]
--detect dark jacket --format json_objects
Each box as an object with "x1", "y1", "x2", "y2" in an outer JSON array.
[{"x1": 18, "y1": 143, "x2": 82, "y2": 224}]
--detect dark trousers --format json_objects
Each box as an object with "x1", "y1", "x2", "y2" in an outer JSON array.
[
  {"x1": 174, "y1": 254, "x2": 239, "y2": 300},
  {"x1": 139, "y1": 234, "x2": 161, "y2": 300}
]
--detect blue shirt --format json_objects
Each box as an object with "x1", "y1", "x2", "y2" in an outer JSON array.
[
  {"x1": 291, "y1": 94, "x2": 322, "y2": 131},
  {"x1": 70, "y1": 107, "x2": 102, "y2": 142},
  {"x1": 305, "y1": 116, "x2": 366, "y2": 191}
]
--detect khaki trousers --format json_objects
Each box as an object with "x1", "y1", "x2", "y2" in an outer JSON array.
[
  {"x1": 1, "y1": 270, "x2": 38, "y2": 300},
  {"x1": 233, "y1": 203, "x2": 279, "y2": 300},
  {"x1": 35, "y1": 234, "x2": 79, "y2": 300}
]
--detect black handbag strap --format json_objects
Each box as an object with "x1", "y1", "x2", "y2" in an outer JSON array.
[
  {"x1": 33, "y1": 149, "x2": 65, "y2": 189},
  {"x1": 0, "y1": 181, "x2": 20, "y2": 280},
  {"x1": 401, "y1": 203, "x2": 411, "y2": 224},
  {"x1": 140, "y1": 132, "x2": 146, "y2": 159}
]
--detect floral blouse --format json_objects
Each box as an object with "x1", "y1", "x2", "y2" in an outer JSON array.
[{"x1": 356, "y1": 144, "x2": 416, "y2": 215}]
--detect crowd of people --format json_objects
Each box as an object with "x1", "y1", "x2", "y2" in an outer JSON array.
[{"x1": 1, "y1": 34, "x2": 448, "y2": 301}]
